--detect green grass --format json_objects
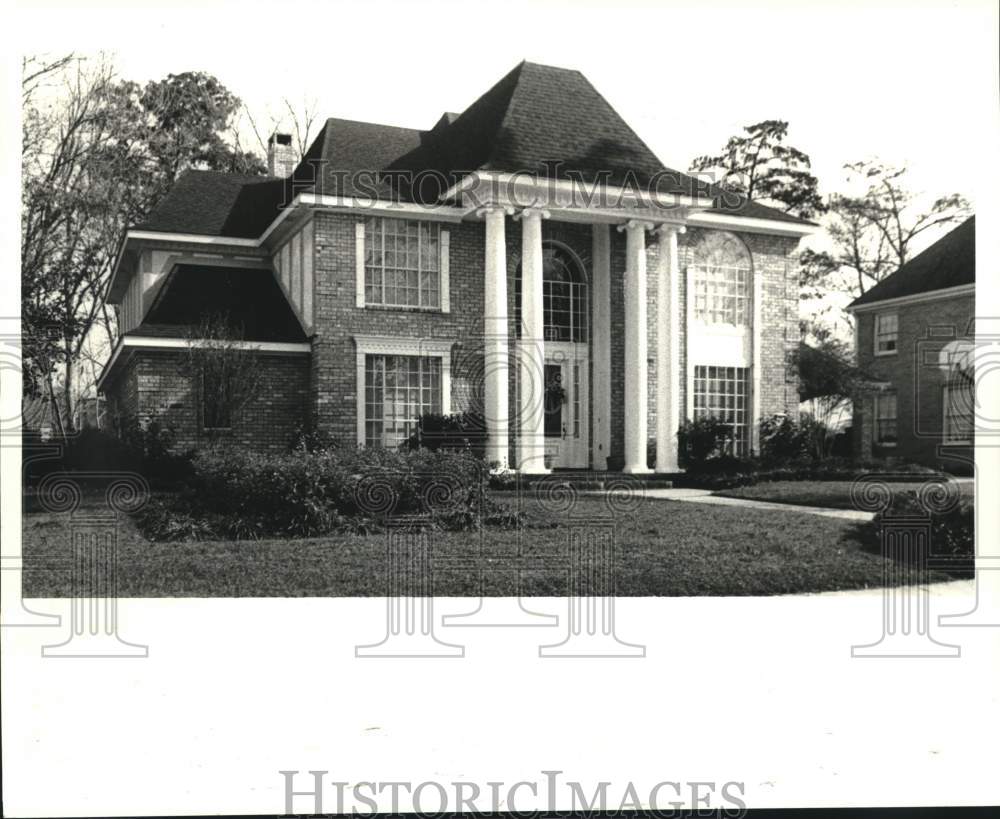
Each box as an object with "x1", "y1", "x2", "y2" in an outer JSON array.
[
  {"x1": 714, "y1": 480, "x2": 974, "y2": 511},
  {"x1": 21, "y1": 491, "x2": 956, "y2": 598}
]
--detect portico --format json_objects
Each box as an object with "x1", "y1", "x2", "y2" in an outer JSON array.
[{"x1": 469, "y1": 174, "x2": 695, "y2": 475}]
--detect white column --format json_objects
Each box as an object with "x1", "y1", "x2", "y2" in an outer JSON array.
[
  {"x1": 481, "y1": 206, "x2": 512, "y2": 469},
  {"x1": 591, "y1": 224, "x2": 612, "y2": 471},
  {"x1": 655, "y1": 224, "x2": 685, "y2": 473},
  {"x1": 516, "y1": 207, "x2": 550, "y2": 474},
  {"x1": 619, "y1": 219, "x2": 653, "y2": 474}
]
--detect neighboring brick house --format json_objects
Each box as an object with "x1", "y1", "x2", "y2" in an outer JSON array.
[
  {"x1": 847, "y1": 216, "x2": 975, "y2": 473},
  {"x1": 98, "y1": 61, "x2": 814, "y2": 472}
]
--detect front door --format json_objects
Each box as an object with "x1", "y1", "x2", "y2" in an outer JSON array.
[{"x1": 543, "y1": 345, "x2": 589, "y2": 469}]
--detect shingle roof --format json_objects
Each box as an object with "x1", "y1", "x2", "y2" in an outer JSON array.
[
  {"x1": 131, "y1": 264, "x2": 307, "y2": 342},
  {"x1": 134, "y1": 171, "x2": 286, "y2": 238},
  {"x1": 849, "y1": 216, "x2": 975, "y2": 308},
  {"x1": 134, "y1": 61, "x2": 812, "y2": 239}
]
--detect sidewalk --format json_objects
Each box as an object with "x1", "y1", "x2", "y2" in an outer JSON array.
[{"x1": 637, "y1": 488, "x2": 876, "y2": 522}]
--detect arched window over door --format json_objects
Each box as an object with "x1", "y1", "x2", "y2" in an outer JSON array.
[{"x1": 515, "y1": 242, "x2": 589, "y2": 342}]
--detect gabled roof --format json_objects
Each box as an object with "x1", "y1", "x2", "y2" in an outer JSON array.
[
  {"x1": 132, "y1": 61, "x2": 812, "y2": 240},
  {"x1": 849, "y1": 216, "x2": 975, "y2": 308},
  {"x1": 132, "y1": 264, "x2": 307, "y2": 342}
]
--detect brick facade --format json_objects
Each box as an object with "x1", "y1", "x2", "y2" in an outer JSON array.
[
  {"x1": 105, "y1": 215, "x2": 802, "y2": 467},
  {"x1": 853, "y1": 292, "x2": 974, "y2": 473},
  {"x1": 104, "y1": 350, "x2": 309, "y2": 453}
]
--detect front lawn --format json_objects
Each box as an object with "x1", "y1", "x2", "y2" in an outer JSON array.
[
  {"x1": 714, "y1": 480, "x2": 975, "y2": 511},
  {"x1": 21, "y1": 492, "x2": 954, "y2": 597}
]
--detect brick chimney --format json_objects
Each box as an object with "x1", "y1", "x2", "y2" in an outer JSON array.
[{"x1": 267, "y1": 132, "x2": 295, "y2": 178}]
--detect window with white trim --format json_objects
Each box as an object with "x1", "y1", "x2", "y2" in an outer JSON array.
[
  {"x1": 874, "y1": 312, "x2": 898, "y2": 355},
  {"x1": 943, "y1": 375, "x2": 974, "y2": 444},
  {"x1": 364, "y1": 218, "x2": 440, "y2": 308},
  {"x1": 690, "y1": 231, "x2": 752, "y2": 326},
  {"x1": 364, "y1": 354, "x2": 442, "y2": 447},
  {"x1": 693, "y1": 365, "x2": 751, "y2": 456},
  {"x1": 874, "y1": 391, "x2": 898, "y2": 445}
]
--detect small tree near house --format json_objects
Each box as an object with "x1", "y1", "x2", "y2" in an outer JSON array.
[{"x1": 184, "y1": 314, "x2": 262, "y2": 439}]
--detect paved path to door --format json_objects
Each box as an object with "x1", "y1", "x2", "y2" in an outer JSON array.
[{"x1": 636, "y1": 487, "x2": 876, "y2": 522}]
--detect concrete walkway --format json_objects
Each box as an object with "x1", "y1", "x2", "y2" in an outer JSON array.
[{"x1": 638, "y1": 487, "x2": 876, "y2": 522}]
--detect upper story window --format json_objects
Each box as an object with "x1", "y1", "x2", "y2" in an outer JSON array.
[
  {"x1": 514, "y1": 242, "x2": 588, "y2": 342},
  {"x1": 690, "y1": 231, "x2": 752, "y2": 326},
  {"x1": 874, "y1": 312, "x2": 898, "y2": 355},
  {"x1": 364, "y1": 218, "x2": 440, "y2": 309}
]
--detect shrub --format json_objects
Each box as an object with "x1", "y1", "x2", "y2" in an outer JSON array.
[
  {"x1": 406, "y1": 410, "x2": 487, "y2": 460},
  {"x1": 23, "y1": 422, "x2": 192, "y2": 485},
  {"x1": 859, "y1": 493, "x2": 974, "y2": 576},
  {"x1": 289, "y1": 423, "x2": 340, "y2": 453},
  {"x1": 677, "y1": 417, "x2": 734, "y2": 468},
  {"x1": 758, "y1": 414, "x2": 809, "y2": 465},
  {"x1": 132, "y1": 445, "x2": 516, "y2": 541}
]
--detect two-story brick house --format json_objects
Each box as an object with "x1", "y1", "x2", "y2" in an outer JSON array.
[
  {"x1": 98, "y1": 61, "x2": 814, "y2": 473},
  {"x1": 847, "y1": 216, "x2": 975, "y2": 472}
]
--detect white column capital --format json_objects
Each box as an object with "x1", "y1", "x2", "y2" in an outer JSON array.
[
  {"x1": 475, "y1": 204, "x2": 515, "y2": 219},
  {"x1": 617, "y1": 219, "x2": 656, "y2": 234},
  {"x1": 654, "y1": 222, "x2": 687, "y2": 238},
  {"x1": 514, "y1": 207, "x2": 551, "y2": 222}
]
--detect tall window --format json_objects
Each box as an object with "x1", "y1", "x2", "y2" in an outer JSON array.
[
  {"x1": 515, "y1": 243, "x2": 588, "y2": 342},
  {"x1": 691, "y1": 231, "x2": 752, "y2": 326},
  {"x1": 365, "y1": 218, "x2": 440, "y2": 308},
  {"x1": 693, "y1": 365, "x2": 750, "y2": 455},
  {"x1": 874, "y1": 313, "x2": 898, "y2": 355},
  {"x1": 365, "y1": 354, "x2": 442, "y2": 447},
  {"x1": 944, "y1": 376, "x2": 974, "y2": 444},
  {"x1": 874, "y1": 391, "x2": 898, "y2": 445}
]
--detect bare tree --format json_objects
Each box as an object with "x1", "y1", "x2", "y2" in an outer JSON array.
[
  {"x1": 183, "y1": 314, "x2": 262, "y2": 439},
  {"x1": 800, "y1": 160, "x2": 971, "y2": 302},
  {"x1": 242, "y1": 95, "x2": 320, "y2": 163}
]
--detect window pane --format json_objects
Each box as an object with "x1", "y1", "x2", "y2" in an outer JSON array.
[{"x1": 692, "y1": 365, "x2": 750, "y2": 455}]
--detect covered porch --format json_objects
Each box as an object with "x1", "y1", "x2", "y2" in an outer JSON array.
[{"x1": 464, "y1": 172, "x2": 704, "y2": 475}]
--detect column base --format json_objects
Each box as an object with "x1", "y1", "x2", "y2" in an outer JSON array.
[
  {"x1": 851, "y1": 632, "x2": 960, "y2": 658},
  {"x1": 42, "y1": 633, "x2": 148, "y2": 658},
  {"x1": 622, "y1": 464, "x2": 652, "y2": 475}
]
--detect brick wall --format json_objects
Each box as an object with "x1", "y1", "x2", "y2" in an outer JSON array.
[
  {"x1": 634, "y1": 227, "x2": 800, "y2": 465},
  {"x1": 854, "y1": 293, "x2": 974, "y2": 472},
  {"x1": 106, "y1": 216, "x2": 803, "y2": 466},
  {"x1": 104, "y1": 350, "x2": 309, "y2": 453}
]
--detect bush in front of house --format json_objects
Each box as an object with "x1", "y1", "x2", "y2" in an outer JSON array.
[
  {"x1": 854, "y1": 492, "x2": 974, "y2": 577},
  {"x1": 134, "y1": 445, "x2": 517, "y2": 541},
  {"x1": 406, "y1": 410, "x2": 488, "y2": 460},
  {"x1": 23, "y1": 420, "x2": 193, "y2": 486}
]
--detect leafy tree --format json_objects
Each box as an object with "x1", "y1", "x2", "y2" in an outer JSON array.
[
  {"x1": 800, "y1": 161, "x2": 970, "y2": 301},
  {"x1": 21, "y1": 56, "x2": 266, "y2": 436},
  {"x1": 690, "y1": 120, "x2": 824, "y2": 220}
]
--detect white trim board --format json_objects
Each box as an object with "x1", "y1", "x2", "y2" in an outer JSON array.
[
  {"x1": 846, "y1": 283, "x2": 976, "y2": 313},
  {"x1": 96, "y1": 336, "x2": 311, "y2": 392},
  {"x1": 353, "y1": 335, "x2": 456, "y2": 446}
]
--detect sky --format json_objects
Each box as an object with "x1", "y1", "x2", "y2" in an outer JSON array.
[
  {"x1": 5, "y1": 0, "x2": 997, "y2": 350},
  {"x1": 9, "y1": 0, "x2": 997, "y2": 218}
]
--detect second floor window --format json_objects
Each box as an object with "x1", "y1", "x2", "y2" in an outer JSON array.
[
  {"x1": 690, "y1": 231, "x2": 752, "y2": 326},
  {"x1": 944, "y1": 376, "x2": 974, "y2": 444},
  {"x1": 875, "y1": 312, "x2": 898, "y2": 355},
  {"x1": 365, "y1": 218, "x2": 440, "y2": 309}
]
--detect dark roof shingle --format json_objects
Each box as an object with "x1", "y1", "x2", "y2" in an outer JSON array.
[
  {"x1": 131, "y1": 264, "x2": 307, "y2": 342},
  {"x1": 849, "y1": 216, "x2": 975, "y2": 307},
  {"x1": 134, "y1": 61, "x2": 814, "y2": 238}
]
